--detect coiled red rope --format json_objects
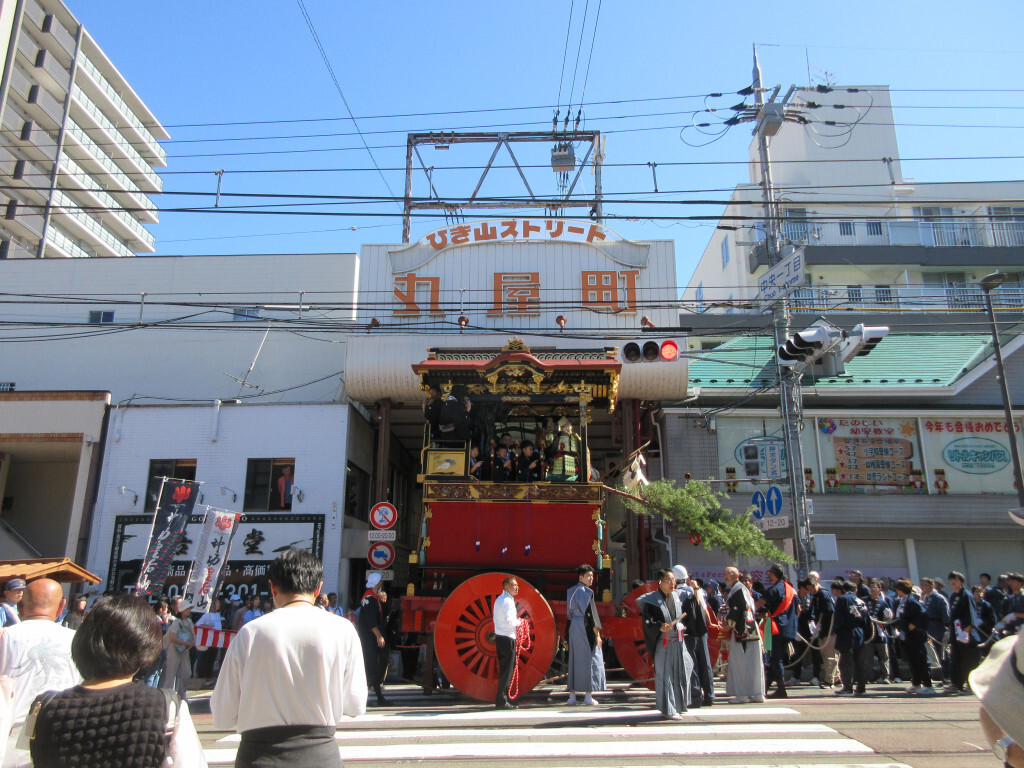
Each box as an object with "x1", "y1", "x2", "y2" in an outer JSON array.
[{"x1": 507, "y1": 619, "x2": 532, "y2": 701}]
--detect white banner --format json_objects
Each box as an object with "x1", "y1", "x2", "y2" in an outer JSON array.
[{"x1": 183, "y1": 507, "x2": 241, "y2": 614}]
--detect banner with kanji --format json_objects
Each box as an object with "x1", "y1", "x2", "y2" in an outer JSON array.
[
  {"x1": 182, "y1": 508, "x2": 241, "y2": 614},
  {"x1": 135, "y1": 479, "x2": 201, "y2": 597}
]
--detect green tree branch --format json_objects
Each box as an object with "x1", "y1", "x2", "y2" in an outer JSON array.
[{"x1": 616, "y1": 478, "x2": 793, "y2": 563}]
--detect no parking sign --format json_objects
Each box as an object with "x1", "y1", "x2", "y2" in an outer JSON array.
[
  {"x1": 367, "y1": 541, "x2": 395, "y2": 569},
  {"x1": 369, "y1": 502, "x2": 398, "y2": 530}
]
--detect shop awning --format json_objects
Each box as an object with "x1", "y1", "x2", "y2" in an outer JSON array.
[{"x1": 0, "y1": 558, "x2": 101, "y2": 585}]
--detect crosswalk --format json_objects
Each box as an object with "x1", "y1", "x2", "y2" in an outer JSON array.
[{"x1": 203, "y1": 702, "x2": 913, "y2": 767}]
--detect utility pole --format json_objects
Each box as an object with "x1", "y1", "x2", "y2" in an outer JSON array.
[{"x1": 748, "y1": 46, "x2": 814, "y2": 578}]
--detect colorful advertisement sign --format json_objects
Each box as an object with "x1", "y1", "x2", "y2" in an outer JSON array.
[
  {"x1": 919, "y1": 417, "x2": 1023, "y2": 495},
  {"x1": 817, "y1": 417, "x2": 921, "y2": 494}
]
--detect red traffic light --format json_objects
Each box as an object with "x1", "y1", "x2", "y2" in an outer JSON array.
[{"x1": 621, "y1": 339, "x2": 680, "y2": 363}]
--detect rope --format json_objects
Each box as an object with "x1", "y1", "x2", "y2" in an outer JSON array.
[{"x1": 507, "y1": 619, "x2": 532, "y2": 700}]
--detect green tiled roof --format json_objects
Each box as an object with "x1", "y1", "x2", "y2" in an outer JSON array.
[{"x1": 687, "y1": 333, "x2": 993, "y2": 389}]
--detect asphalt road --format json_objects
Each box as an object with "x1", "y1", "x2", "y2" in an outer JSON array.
[{"x1": 187, "y1": 679, "x2": 998, "y2": 768}]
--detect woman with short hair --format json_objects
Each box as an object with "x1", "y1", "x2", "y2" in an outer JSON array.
[{"x1": 27, "y1": 594, "x2": 206, "y2": 767}]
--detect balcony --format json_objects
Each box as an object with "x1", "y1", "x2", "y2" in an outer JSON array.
[
  {"x1": 45, "y1": 225, "x2": 93, "y2": 259},
  {"x1": 790, "y1": 285, "x2": 1024, "y2": 314},
  {"x1": 784, "y1": 219, "x2": 1024, "y2": 249},
  {"x1": 76, "y1": 53, "x2": 167, "y2": 166},
  {"x1": 62, "y1": 119, "x2": 158, "y2": 221},
  {"x1": 58, "y1": 155, "x2": 155, "y2": 251},
  {"x1": 70, "y1": 86, "x2": 162, "y2": 191},
  {"x1": 51, "y1": 188, "x2": 134, "y2": 258}
]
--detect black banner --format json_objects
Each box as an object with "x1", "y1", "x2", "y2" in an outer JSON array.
[{"x1": 135, "y1": 479, "x2": 201, "y2": 597}]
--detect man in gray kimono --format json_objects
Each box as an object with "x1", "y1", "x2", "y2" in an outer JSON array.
[
  {"x1": 639, "y1": 568, "x2": 694, "y2": 720},
  {"x1": 566, "y1": 563, "x2": 605, "y2": 705}
]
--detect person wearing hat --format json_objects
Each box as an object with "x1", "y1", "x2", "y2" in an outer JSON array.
[
  {"x1": 970, "y1": 632, "x2": 1024, "y2": 766},
  {"x1": 161, "y1": 600, "x2": 195, "y2": 698},
  {"x1": 0, "y1": 578, "x2": 26, "y2": 627},
  {"x1": 673, "y1": 565, "x2": 714, "y2": 707},
  {"x1": 357, "y1": 571, "x2": 389, "y2": 706}
]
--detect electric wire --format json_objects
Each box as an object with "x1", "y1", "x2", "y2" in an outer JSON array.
[{"x1": 294, "y1": 0, "x2": 396, "y2": 200}]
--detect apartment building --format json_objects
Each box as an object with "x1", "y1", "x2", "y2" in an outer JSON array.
[
  {"x1": 0, "y1": 0, "x2": 166, "y2": 259},
  {"x1": 683, "y1": 86, "x2": 1024, "y2": 319}
]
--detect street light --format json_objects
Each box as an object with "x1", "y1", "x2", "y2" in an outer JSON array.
[{"x1": 977, "y1": 271, "x2": 1024, "y2": 508}]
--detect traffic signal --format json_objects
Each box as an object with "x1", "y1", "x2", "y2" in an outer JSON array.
[
  {"x1": 777, "y1": 325, "x2": 840, "y2": 367},
  {"x1": 840, "y1": 323, "x2": 889, "y2": 360},
  {"x1": 621, "y1": 339, "x2": 679, "y2": 363}
]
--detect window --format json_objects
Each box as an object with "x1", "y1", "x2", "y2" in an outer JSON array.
[
  {"x1": 345, "y1": 463, "x2": 370, "y2": 523},
  {"x1": 695, "y1": 283, "x2": 705, "y2": 313},
  {"x1": 989, "y1": 206, "x2": 1024, "y2": 247},
  {"x1": 839, "y1": 221, "x2": 854, "y2": 237},
  {"x1": 782, "y1": 208, "x2": 809, "y2": 242},
  {"x1": 244, "y1": 458, "x2": 297, "y2": 511},
  {"x1": 144, "y1": 459, "x2": 197, "y2": 512},
  {"x1": 847, "y1": 286, "x2": 862, "y2": 306},
  {"x1": 866, "y1": 221, "x2": 883, "y2": 237},
  {"x1": 88, "y1": 310, "x2": 114, "y2": 324},
  {"x1": 874, "y1": 285, "x2": 894, "y2": 304},
  {"x1": 720, "y1": 237, "x2": 730, "y2": 269},
  {"x1": 914, "y1": 206, "x2": 956, "y2": 245}
]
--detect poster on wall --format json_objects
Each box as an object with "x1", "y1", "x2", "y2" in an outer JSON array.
[
  {"x1": 716, "y1": 417, "x2": 816, "y2": 493},
  {"x1": 816, "y1": 417, "x2": 923, "y2": 494},
  {"x1": 919, "y1": 417, "x2": 1023, "y2": 495},
  {"x1": 108, "y1": 513, "x2": 325, "y2": 601}
]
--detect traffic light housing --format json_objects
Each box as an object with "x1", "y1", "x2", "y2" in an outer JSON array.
[
  {"x1": 621, "y1": 339, "x2": 679, "y2": 363},
  {"x1": 777, "y1": 325, "x2": 840, "y2": 367},
  {"x1": 840, "y1": 323, "x2": 890, "y2": 360}
]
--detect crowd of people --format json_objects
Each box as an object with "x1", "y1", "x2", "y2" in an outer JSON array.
[{"x1": 2, "y1": 559, "x2": 1022, "y2": 765}]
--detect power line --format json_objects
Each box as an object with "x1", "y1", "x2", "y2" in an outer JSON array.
[{"x1": 294, "y1": 0, "x2": 396, "y2": 200}]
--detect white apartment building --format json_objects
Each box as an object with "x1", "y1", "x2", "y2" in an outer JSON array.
[
  {"x1": 683, "y1": 86, "x2": 1024, "y2": 317},
  {"x1": 0, "y1": 0, "x2": 166, "y2": 259}
]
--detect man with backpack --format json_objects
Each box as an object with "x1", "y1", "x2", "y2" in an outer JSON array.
[{"x1": 832, "y1": 579, "x2": 873, "y2": 696}]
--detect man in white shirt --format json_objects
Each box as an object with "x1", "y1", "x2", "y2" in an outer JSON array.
[
  {"x1": 493, "y1": 575, "x2": 522, "y2": 710},
  {"x1": 0, "y1": 579, "x2": 81, "y2": 765},
  {"x1": 211, "y1": 549, "x2": 366, "y2": 768}
]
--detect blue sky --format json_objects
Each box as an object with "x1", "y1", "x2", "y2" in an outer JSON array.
[{"x1": 70, "y1": 1, "x2": 1024, "y2": 284}]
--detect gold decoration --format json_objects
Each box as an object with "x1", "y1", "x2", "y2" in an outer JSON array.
[
  {"x1": 504, "y1": 337, "x2": 529, "y2": 353},
  {"x1": 422, "y1": 536, "x2": 431, "y2": 548}
]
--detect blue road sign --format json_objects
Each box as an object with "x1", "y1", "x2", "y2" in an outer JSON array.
[
  {"x1": 751, "y1": 490, "x2": 767, "y2": 519},
  {"x1": 766, "y1": 486, "x2": 783, "y2": 516}
]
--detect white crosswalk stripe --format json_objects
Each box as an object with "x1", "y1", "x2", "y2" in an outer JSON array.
[{"x1": 204, "y1": 704, "x2": 912, "y2": 767}]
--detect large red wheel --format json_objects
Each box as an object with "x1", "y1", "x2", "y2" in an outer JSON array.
[
  {"x1": 614, "y1": 581, "x2": 657, "y2": 690},
  {"x1": 433, "y1": 573, "x2": 556, "y2": 702}
]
